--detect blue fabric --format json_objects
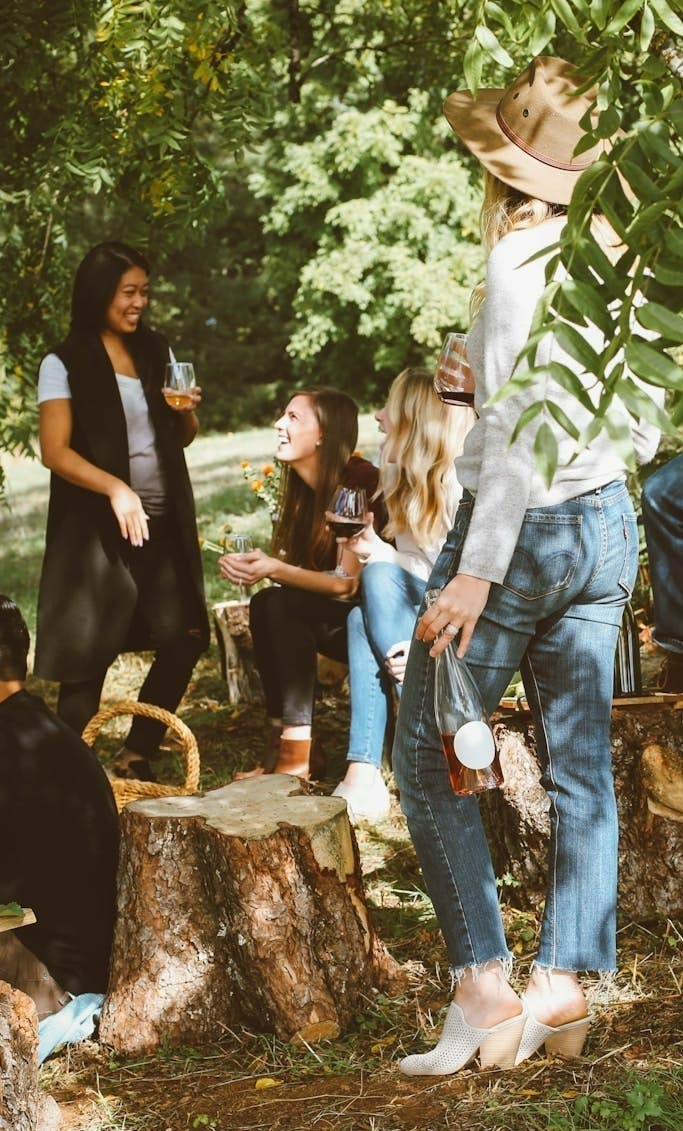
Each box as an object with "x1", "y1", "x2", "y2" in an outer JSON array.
[
  {"x1": 641, "y1": 453, "x2": 683, "y2": 653},
  {"x1": 393, "y1": 481, "x2": 638, "y2": 975},
  {"x1": 38, "y1": 992, "x2": 104, "y2": 1063},
  {"x1": 346, "y1": 562, "x2": 426, "y2": 767}
]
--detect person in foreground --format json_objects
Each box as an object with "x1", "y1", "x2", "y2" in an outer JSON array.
[
  {"x1": 219, "y1": 387, "x2": 382, "y2": 779},
  {"x1": 333, "y1": 368, "x2": 473, "y2": 824},
  {"x1": 393, "y1": 57, "x2": 663, "y2": 1076},
  {"x1": 641, "y1": 453, "x2": 683, "y2": 693},
  {"x1": 35, "y1": 241, "x2": 209, "y2": 780},
  {"x1": 0, "y1": 596, "x2": 119, "y2": 1024}
]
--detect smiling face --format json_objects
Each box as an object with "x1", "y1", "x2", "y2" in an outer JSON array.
[
  {"x1": 274, "y1": 395, "x2": 322, "y2": 469},
  {"x1": 103, "y1": 266, "x2": 149, "y2": 335}
]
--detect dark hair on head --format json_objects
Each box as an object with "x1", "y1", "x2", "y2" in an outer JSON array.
[
  {"x1": 272, "y1": 387, "x2": 359, "y2": 570},
  {"x1": 0, "y1": 596, "x2": 30, "y2": 681},
  {"x1": 70, "y1": 241, "x2": 150, "y2": 333}
]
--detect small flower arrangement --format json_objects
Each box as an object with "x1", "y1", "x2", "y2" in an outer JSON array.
[{"x1": 240, "y1": 459, "x2": 281, "y2": 518}]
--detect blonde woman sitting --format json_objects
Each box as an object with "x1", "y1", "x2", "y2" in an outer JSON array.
[{"x1": 333, "y1": 368, "x2": 474, "y2": 823}]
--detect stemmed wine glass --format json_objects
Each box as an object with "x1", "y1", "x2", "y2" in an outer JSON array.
[
  {"x1": 231, "y1": 534, "x2": 254, "y2": 596},
  {"x1": 433, "y1": 333, "x2": 475, "y2": 406},
  {"x1": 163, "y1": 362, "x2": 197, "y2": 410},
  {"x1": 324, "y1": 487, "x2": 368, "y2": 578}
]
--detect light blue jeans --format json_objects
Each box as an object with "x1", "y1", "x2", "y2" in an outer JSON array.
[
  {"x1": 641, "y1": 453, "x2": 683, "y2": 653},
  {"x1": 346, "y1": 562, "x2": 426, "y2": 766},
  {"x1": 393, "y1": 481, "x2": 639, "y2": 975}
]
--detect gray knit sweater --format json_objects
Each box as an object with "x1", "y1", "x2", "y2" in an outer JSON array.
[{"x1": 456, "y1": 217, "x2": 662, "y2": 584}]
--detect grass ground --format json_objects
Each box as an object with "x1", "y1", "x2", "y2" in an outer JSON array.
[{"x1": 1, "y1": 425, "x2": 681, "y2": 1131}]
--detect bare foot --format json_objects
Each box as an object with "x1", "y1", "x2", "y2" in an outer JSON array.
[{"x1": 523, "y1": 967, "x2": 588, "y2": 1027}]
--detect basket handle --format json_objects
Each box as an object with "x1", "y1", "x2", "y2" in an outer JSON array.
[{"x1": 81, "y1": 700, "x2": 200, "y2": 794}]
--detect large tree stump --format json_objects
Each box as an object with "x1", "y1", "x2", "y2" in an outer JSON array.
[
  {"x1": 0, "y1": 982, "x2": 60, "y2": 1131},
  {"x1": 482, "y1": 700, "x2": 683, "y2": 920},
  {"x1": 100, "y1": 776, "x2": 401, "y2": 1055}
]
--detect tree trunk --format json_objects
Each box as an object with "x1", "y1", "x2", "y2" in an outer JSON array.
[
  {"x1": 100, "y1": 776, "x2": 401, "y2": 1055},
  {"x1": 212, "y1": 599, "x2": 263, "y2": 705},
  {"x1": 482, "y1": 699, "x2": 683, "y2": 920},
  {"x1": 0, "y1": 982, "x2": 60, "y2": 1131}
]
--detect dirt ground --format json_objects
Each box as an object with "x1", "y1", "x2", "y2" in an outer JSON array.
[{"x1": 31, "y1": 650, "x2": 683, "y2": 1131}]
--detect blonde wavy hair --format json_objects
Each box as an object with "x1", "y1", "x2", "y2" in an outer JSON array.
[{"x1": 379, "y1": 368, "x2": 473, "y2": 551}]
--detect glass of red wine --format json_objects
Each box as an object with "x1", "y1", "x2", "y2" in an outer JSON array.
[
  {"x1": 433, "y1": 333, "x2": 475, "y2": 406},
  {"x1": 324, "y1": 486, "x2": 368, "y2": 578}
]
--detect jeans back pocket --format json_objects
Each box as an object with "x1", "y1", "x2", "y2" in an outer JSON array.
[{"x1": 501, "y1": 513, "x2": 583, "y2": 601}]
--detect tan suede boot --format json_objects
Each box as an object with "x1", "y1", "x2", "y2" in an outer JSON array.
[{"x1": 274, "y1": 737, "x2": 312, "y2": 778}]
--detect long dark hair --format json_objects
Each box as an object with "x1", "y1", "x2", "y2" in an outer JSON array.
[
  {"x1": 70, "y1": 241, "x2": 150, "y2": 333},
  {"x1": 0, "y1": 595, "x2": 30, "y2": 681},
  {"x1": 272, "y1": 388, "x2": 359, "y2": 570}
]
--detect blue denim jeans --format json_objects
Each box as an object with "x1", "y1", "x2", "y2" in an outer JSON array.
[
  {"x1": 393, "y1": 481, "x2": 638, "y2": 975},
  {"x1": 347, "y1": 562, "x2": 426, "y2": 766},
  {"x1": 641, "y1": 454, "x2": 683, "y2": 653}
]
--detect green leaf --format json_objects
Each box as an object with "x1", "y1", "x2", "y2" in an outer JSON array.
[
  {"x1": 604, "y1": 413, "x2": 637, "y2": 470},
  {"x1": 636, "y1": 128, "x2": 680, "y2": 171},
  {"x1": 637, "y1": 301, "x2": 683, "y2": 342},
  {"x1": 618, "y1": 377, "x2": 677, "y2": 433},
  {"x1": 545, "y1": 362, "x2": 598, "y2": 413},
  {"x1": 553, "y1": 322, "x2": 602, "y2": 374},
  {"x1": 590, "y1": 0, "x2": 612, "y2": 29},
  {"x1": 550, "y1": 0, "x2": 585, "y2": 37},
  {"x1": 649, "y1": 0, "x2": 683, "y2": 35},
  {"x1": 619, "y1": 159, "x2": 663, "y2": 204},
  {"x1": 546, "y1": 398, "x2": 580, "y2": 439},
  {"x1": 487, "y1": 371, "x2": 536, "y2": 404},
  {"x1": 625, "y1": 340, "x2": 683, "y2": 390},
  {"x1": 556, "y1": 278, "x2": 614, "y2": 337},
  {"x1": 529, "y1": 9, "x2": 557, "y2": 55},
  {"x1": 534, "y1": 422, "x2": 559, "y2": 487},
  {"x1": 606, "y1": 0, "x2": 647, "y2": 34},
  {"x1": 625, "y1": 201, "x2": 670, "y2": 245},
  {"x1": 653, "y1": 258, "x2": 683, "y2": 287},
  {"x1": 474, "y1": 25, "x2": 514, "y2": 68},
  {"x1": 510, "y1": 400, "x2": 545, "y2": 443},
  {"x1": 0, "y1": 902, "x2": 23, "y2": 918},
  {"x1": 595, "y1": 105, "x2": 622, "y2": 140},
  {"x1": 463, "y1": 36, "x2": 484, "y2": 99},
  {"x1": 640, "y1": 2, "x2": 655, "y2": 50}
]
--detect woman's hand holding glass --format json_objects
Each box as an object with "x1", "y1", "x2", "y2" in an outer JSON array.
[
  {"x1": 219, "y1": 546, "x2": 275, "y2": 588},
  {"x1": 163, "y1": 362, "x2": 202, "y2": 413},
  {"x1": 341, "y1": 511, "x2": 379, "y2": 562},
  {"x1": 417, "y1": 573, "x2": 491, "y2": 659}
]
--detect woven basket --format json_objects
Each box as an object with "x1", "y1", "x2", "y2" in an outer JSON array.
[{"x1": 81, "y1": 700, "x2": 200, "y2": 812}]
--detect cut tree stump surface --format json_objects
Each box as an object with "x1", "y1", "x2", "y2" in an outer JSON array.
[{"x1": 100, "y1": 776, "x2": 401, "y2": 1055}]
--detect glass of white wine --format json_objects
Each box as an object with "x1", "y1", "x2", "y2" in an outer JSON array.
[
  {"x1": 231, "y1": 534, "x2": 254, "y2": 597},
  {"x1": 163, "y1": 362, "x2": 197, "y2": 410}
]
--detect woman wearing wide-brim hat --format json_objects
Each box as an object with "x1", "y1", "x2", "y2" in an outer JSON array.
[{"x1": 393, "y1": 57, "x2": 664, "y2": 1075}]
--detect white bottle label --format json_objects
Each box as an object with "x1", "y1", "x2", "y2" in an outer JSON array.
[{"x1": 454, "y1": 720, "x2": 495, "y2": 770}]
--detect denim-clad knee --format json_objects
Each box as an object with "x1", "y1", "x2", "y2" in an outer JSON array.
[{"x1": 393, "y1": 482, "x2": 637, "y2": 975}]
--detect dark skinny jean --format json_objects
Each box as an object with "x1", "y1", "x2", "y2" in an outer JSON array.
[
  {"x1": 57, "y1": 515, "x2": 206, "y2": 756},
  {"x1": 249, "y1": 585, "x2": 353, "y2": 725}
]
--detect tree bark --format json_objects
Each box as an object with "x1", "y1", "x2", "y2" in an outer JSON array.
[
  {"x1": 482, "y1": 701, "x2": 683, "y2": 921},
  {"x1": 100, "y1": 776, "x2": 401, "y2": 1055},
  {"x1": 212, "y1": 599, "x2": 263, "y2": 705},
  {"x1": 0, "y1": 982, "x2": 60, "y2": 1131}
]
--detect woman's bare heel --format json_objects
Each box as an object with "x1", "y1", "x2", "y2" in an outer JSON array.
[
  {"x1": 479, "y1": 1013, "x2": 527, "y2": 1070},
  {"x1": 545, "y1": 1017, "x2": 590, "y2": 1058}
]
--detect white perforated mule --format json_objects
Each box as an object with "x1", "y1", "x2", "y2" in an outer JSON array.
[{"x1": 399, "y1": 1001, "x2": 528, "y2": 1076}]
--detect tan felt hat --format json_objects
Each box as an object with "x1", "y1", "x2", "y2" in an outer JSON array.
[{"x1": 444, "y1": 56, "x2": 608, "y2": 205}]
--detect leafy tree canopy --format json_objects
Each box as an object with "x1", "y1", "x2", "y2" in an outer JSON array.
[{"x1": 0, "y1": 0, "x2": 681, "y2": 492}]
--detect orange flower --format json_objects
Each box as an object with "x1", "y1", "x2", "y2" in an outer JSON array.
[
  {"x1": 252, "y1": 480, "x2": 263, "y2": 492},
  {"x1": 240, "y1": 459, "x2": 250, "y2": 468},
  {"x1": 262, "y1": 464, "x2": 274, "y2": 476}
]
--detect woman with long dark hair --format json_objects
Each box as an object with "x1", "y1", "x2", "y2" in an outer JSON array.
[
  {"x1": 35, "y1": 241, "x2": 209, "y2": 779},
  {"x1": 219, "y1": 387, "x2": 382, "y2": 778}
]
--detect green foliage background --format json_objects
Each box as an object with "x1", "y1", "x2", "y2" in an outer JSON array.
[{"x1": 0, "y1": 0, "x2": 681, "y2": 491}]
